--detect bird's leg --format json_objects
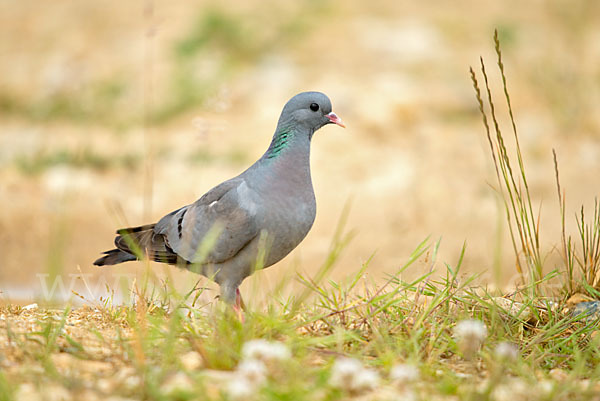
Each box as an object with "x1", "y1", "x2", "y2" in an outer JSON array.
[
  {"x1": 235, "y1": 288, "x2": 246, "y2": 311},
  {"x1": 220, "y1": 284, "x2": 245, "y2": 321},
  {"x1": 233, "y1": 288, "x2": 246, "y2": 322}
]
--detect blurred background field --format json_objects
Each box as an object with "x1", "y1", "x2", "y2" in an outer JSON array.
[{"x1": 1, "y1": 0, "x2": 600, "y2": 304}]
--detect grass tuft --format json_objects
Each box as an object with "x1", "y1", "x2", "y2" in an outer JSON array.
[{"x1": 470, "y1": 30, "x2": 543, "y2": 294}]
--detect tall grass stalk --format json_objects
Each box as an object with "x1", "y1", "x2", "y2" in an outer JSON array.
[{"x1": 470, "y1": 30, "x2": 543, "y2": 295}]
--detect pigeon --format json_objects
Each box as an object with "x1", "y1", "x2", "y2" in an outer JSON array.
[{"x1": 94, "y1": 91, "x2": 344, "y2": 308}]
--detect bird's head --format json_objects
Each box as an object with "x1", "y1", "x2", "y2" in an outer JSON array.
[{"x1": 278, "y1": 91, "x2": 345, "y2": 134}]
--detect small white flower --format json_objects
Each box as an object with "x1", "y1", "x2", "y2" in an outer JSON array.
[
  {"x1": 454, "y1": 319, "x2": 488, "y2": 359},
  {"x1": 226, "y1": 377, "x2": 256, "y2": 400},
  {"x1": 454, "y1": 319, "x2": 488, "y2": 341},
  {"x1": 241, "y1": 339, "x2": 291, "y2": 363},
  {"x1": 353, "y1": 368, "x2": 380, "y2": 392},
  {"x1": 226, "y1": 359, "x2": 267, "y2": 400},
  {"x1": 490, "y1": 378, "x2": 528, "y2": 401},
  {"x1": 494, "y1": 342, "x2": 519, "y2": 361},
  {"x1": 329, "y1": 357, "x2": 379, "y2": 394},
  {"x1": 237, "y1": 359, "x2": 267, "y2": 385},
  {"x1": 329, "y1": 358, "x2": 364, "y2": 389},
  {"x1": 537, "y1": 380, "x2": 554, "y2": 395},
  {"x1": 390, "y1": 364, "x2": 420, "y2": 385}
]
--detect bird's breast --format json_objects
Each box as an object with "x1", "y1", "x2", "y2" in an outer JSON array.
[
  {"x1": 256, "y1": 180, "x2": 316, "y2": 267},
  {"x1": 248, "y1": 152, "x2": 316, "y2": 266}
]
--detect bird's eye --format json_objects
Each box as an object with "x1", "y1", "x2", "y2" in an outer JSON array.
[{"x1": 310, "y1": 103, "x2": 319, "y2": 112}]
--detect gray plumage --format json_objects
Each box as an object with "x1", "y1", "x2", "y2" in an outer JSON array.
[{"x1": 94, "y1": 91, "x2": 344, "y2": 303}]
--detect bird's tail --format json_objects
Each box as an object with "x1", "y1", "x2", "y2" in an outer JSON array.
[
  {"x1": 94, "y1": 224, "x2": 178, "y2": 266},
  {"x1": 93, "y1": 249, "x2": 137, "y2": 266}
]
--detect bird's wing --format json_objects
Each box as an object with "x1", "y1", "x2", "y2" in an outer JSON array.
[{"x1": 154, "y1": 178, "x2": 260, "y2": 264}]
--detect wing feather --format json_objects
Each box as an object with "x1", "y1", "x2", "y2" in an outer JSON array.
[{"x1": 155, "y1": 178, "x2": 259, "y2": 264}]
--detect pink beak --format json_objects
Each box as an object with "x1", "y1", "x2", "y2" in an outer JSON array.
[{"x1": 326, "y1": 112, "x2": 345, "y2": 128}]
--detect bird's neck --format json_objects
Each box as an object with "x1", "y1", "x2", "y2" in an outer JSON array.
[
  {"x1": 263, "y1": 124, "x2": 312, "y2": 161},
  {"x1": 253, "y1": 125, "x2": 313, "y2": 191}
]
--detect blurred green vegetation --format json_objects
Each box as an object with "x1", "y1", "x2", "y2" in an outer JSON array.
[
  {"x1": 0, "y1": 1, "x2": 330, "y2": 127},
  {"x1": 15, "y1": 148, "x2": 140, "y2": 175},
  {"x1": 153, "y1": 0, "x2": 330, "y2": 123},
  {"x1": 12, "y1": 146, "x2": 248, "y2": 175},
  {"x1": 0, "y1": 78, "x2": 127, "y2": 125}
]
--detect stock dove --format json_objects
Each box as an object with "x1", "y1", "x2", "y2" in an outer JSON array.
[{"x1": 94, "y1": 91, "x2": 345, "y2": 307}]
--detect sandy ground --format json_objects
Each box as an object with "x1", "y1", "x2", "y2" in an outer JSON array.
[{"x1": 1, "y1": 0, "x2": 600, "y2": 305}]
